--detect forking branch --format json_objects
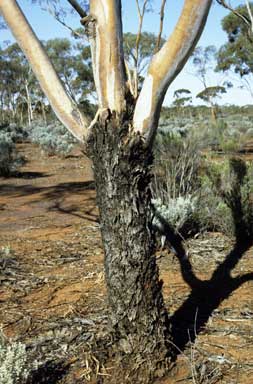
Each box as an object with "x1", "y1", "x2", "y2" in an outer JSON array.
[
  {"x1": 217, "y1": 0, "x2": 253, "y2": 33},
  {"x1": 134, "y1": 0, "x2": 149, "y2": 98},
  {"x1": 67, "y1": 0, "x2": 87, "y2": 18},
  {"x1": 133, "y1": 0, "x2": 212, "y2": 147}
]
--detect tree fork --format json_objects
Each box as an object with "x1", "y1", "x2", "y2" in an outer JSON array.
[{"x1": 87, "y1": 111, "x2": 173, "y2": 382}]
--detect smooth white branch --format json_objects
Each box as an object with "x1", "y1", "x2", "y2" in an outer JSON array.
[
  {"x1": 0, "y1": 0, "x2": 88, "y2": 142},
  {"x1": 89, "y1": 0, "x2": 127, "y2": 114},
  {"x1": 133, "y1": 0, "x2": 212, "y2": 145}
]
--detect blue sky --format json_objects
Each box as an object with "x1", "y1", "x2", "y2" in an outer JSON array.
[{"x1": 1, "y1": 0, "x2": 251, "y2": 106}]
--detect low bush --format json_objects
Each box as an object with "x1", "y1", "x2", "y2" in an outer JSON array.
[
  {"x1": 0, "y1": 330, "x2": 29, "y2": 384},
  {"x1": 208, "y1": 158, "x2": 253, "y2": 240},
  {"x1": 152, "y1": 195, "x2": 198, "y2": 234},
  {"x1": 29, "y1": 121, "x2": 77, "y2": 156},
  {"x1": 0, "y1": 132, "x2": 24, "y2": 177},
  {"x1": 152, "y1": 130, "x2": 203, "y2": 236},
  {"x1": 195, "y1": 173, "x2": 234, "y2": 235}
]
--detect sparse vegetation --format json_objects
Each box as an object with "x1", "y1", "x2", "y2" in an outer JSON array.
[
  {"x1": 1, "y1": 1, "x2": 253, "y2": 382},
  {"x1": 0, "y1": 330, "x2": 29, "y2": 384},
  {"x1": 29, "y1": 121, "x2": 77, "y2": 156},
  {"x1": 0, "y1": 125, "x2": 25, "y2": 176}
]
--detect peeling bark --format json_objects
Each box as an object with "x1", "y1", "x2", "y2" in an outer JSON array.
[
  {"x1": 87, "y1": 112, "x2": 173, "y2": 382},
  {"x1": 133, "y1": 0, "x2": 212, "y2": 144},
  {"x1": 1, "y1": 0, "x2": 214, "y2": 380},
  {"x1": 89, "y1": 0, "x2": 127, "y2": 113}
]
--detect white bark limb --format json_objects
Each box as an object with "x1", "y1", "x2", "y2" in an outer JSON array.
[
  {"x1": 133, "y1": 0, "x2": 212, "y2": 144},
  {"x1": 0, "y1": 0, "x2": 88, "y2": 142},
  {"x1": 89, "y1": 0, "x2": 127, "y2": 113},
  {"x1": 245, "y1": 0, "x2": 253, "y2": 33}
]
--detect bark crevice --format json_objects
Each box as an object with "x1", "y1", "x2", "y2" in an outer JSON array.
[{"x1": 87, "y1": 112, "x2": 173, "y2": 382}]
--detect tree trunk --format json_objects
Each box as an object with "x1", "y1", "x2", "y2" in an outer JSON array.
[
  {"x1": 25, "y1": 81, "x2": 33, "y2": 126},
  {"x1": 87, "y1": 111, "x2": 173, "y2": 383}
]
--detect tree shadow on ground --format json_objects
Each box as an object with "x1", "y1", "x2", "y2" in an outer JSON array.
[
  {"x1": 170, "y1": 239, "x2": 253, "y2": 355},
  {"x1": 14, "y1": 171, "x2": 50, "y2": 179},
  {"x1": 49, "y1": 198, "x2": 99, "y2": 223},
  {"x1": 154, "y1": 158, "x2": 253, "y2": 358},
  {"x1": 0, "y1": 180, "x2": 95, "y2": 199},
  {"x1": 0, "y1": 180, "x2": 97, "y2": 222},
  {"x1": 27, "y1": 360, "x2": 69, "y2": 384}
]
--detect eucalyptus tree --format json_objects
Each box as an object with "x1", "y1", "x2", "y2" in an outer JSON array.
[
  {"x1": 123, "y1": 31, "x2": 165, "y2": 94},
  {"x1": 0, "y1": 42, "x2": 37, "y2": 124},
  {"x1": 173, "y1": 88, "x2": 192, "y2": 108},
  {"x1": 45, "y1": 37, "x2": 94, "y2": 104},
  {"x1": 191, "y1": 45, "x2": 225, "y2": 120},
  {"x1": 0, "y1": 0, "x2": 212, "y2": 381},
  {"x1": 216, "y1": 2, "x2": 253, "y2": 98}
]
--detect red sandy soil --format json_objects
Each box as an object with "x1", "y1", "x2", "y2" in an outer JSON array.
[{"x1": 0, "y1": 143, "x2": 252, "y2": 383}]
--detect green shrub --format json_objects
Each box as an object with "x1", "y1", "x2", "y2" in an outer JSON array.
[
  {"x1": 152, "y1": 131, "x2": 203, "y2": 236},
  {"x1": 246, "y1": 127, "x2": 253, "y2": 138},
  {"x1": 220, "y1": 138, "x2": 241, "y2": 153},
  {"x1": 0, "y1": 123, "x2": 27, "y2": 176}
]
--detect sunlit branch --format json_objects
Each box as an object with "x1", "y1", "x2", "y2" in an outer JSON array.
[
  {"x1": 133, "y1": 0, "x2": 212, "y2": 146},
  {"x1": 245, "y1": 0, "x2": 253, "y2": 33},
  {"x1": 0, "y1": 0, "x2": 89, "y2": 142},
  {"x1": 89, "y1": 0, "x2": 127, "y2": 113}
]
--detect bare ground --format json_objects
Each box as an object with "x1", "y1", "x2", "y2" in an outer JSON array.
[{"x1": 0, "y1": 143, "x2": 252, "y2": 383}]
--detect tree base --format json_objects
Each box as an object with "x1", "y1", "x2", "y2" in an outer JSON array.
[{"x1": 87, "y1": 110, "x2": 174, "y2": 383}]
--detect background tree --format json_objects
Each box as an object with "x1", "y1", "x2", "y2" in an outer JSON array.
[
  {"x1": 191, "y1": 45, "x2": 230, "y2": 120},
  {"x1": 216, "y1": 2, "x2": 253, "y2": 98},
  {"x1": 0, "y1": 42, "x2": 38, "y2": 124},
  {"x1": 44, "y1": 37, "x2": 94, "y2": 104},
  {"x1": 173, "y1": 88, "x2": 192, "y2": 108},
  {"x1": 123, "y1": 31, "x2": 165, "y2": 94},
  {"x1": 0, "y1": 0, "x2": 212, "y2": 382},
  {"x1": 0, "y1": 36, "x2": 94, "y2": 125},
  {"x1": 196, "y1": 85, "x2": 227, "y2": 120}
]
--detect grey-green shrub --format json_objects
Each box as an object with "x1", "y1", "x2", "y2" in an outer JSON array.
[
  {"x1": 196, "y1": 173, "x2": 234, "y2": 235},
  {"x1": 29, "y1": 121, "x2": 77, "y2": 156},
  {"x1": 0, "y1": 132, "x2": 22, "y2": 176},
  {"x1": 152, "y1": 195, "x2": 197, "y2": 233},
  {"x1": 0, "y1": 123, "x2": 27, "y2": 176},
  {"x1": 0, "y1": 331, "x2": 28, "y2": 384}
]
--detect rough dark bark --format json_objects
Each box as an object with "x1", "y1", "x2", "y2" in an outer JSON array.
[{"x1": 87, "y1": 110, "x2": 172, "y2": 383}]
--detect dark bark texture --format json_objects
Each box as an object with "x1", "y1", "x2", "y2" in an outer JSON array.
[{"x1": 87, "y1": 111, "x2": 172, "y2": 383}]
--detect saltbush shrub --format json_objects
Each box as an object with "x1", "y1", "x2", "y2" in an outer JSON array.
[
  {"x1": 152, "y1": 130, "x2": 203, "y2": 235},
  {"x1": 208, "y1": 158, "x2": 253, "y2": 239},
  {"x1": 196, "y1": 173, "x2": 234, "y2": 235},
  {"x1": 152, "y1": 195, "x2": 198, "y2": 233},
  {"x1": 0, "y1": 123, "x2": 27, "y2": 176},
  {"x1": 0, "y1": 132, "x2": 24, "y2": 176},
  {"x1": 0, "y1": 330, "x2": 29, "y2": 384},
  {"x1": 29, "y1": 121, "x2": 77, "y2": 156}
]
